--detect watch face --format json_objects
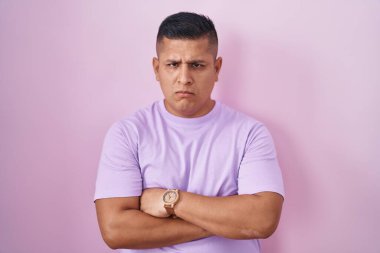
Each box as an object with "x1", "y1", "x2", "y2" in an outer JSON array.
[{"x1": 163, "y1": 190, "x2": 178, "y2": 203}]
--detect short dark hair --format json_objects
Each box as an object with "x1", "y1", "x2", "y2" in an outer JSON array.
[{"x1": 156, "y1": 12, "x2": 218, "y2": 54}]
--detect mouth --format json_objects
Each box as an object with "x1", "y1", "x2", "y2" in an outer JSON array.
[{"x1": 175, "y1": 91, "x2": 195, "y2": 98}]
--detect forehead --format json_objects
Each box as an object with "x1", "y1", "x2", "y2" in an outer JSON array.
[{"x1": 157, "y1": 37, "x2": 215, "y2": 60}]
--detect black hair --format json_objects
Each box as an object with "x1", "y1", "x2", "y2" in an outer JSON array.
[{"x1": 156, "y1": 12, "x2": 218, "y2": 52}]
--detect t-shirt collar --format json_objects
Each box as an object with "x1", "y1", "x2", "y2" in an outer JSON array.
[{"x1": 158, "y1": 99, "x2": 220, "y2": 126}]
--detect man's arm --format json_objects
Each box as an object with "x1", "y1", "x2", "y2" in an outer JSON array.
[
  {"x1": 95, "y1": 196, "x2": 211, "y2": 249},
  {"x1": 141, "y1": 189, "x2": 283, "y2": 240}
]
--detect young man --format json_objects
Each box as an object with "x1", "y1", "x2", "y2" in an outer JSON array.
[{"x1": 94, "y1": 12, "x2": 284, "y2": 253}]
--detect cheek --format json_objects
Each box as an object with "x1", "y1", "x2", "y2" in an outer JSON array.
[
  {"x1": 159, "y1": 81, "x2": 175, "y2": 97},
  {"x1": 199, "y1": 70, "x2": 216, "y2": 81},
  {"x1": 198, "y1": 74, "x2": 216, "y2": 92},
  {"x1": 159, "y1": 72, "x2": 176, "y2": 84}
]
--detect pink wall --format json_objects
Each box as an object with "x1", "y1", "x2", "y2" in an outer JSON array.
[{"x1": 1, "y1": 1, "x2": 379, "y2": 252}]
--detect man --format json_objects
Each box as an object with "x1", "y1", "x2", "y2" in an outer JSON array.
[{"x1": 94, "y1": 12, "x2": 284, "y2": 253}]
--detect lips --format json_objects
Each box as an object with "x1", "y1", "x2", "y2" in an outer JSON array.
[
  {"x1": 175, "y1": 91, "x2": 195, "y2": 98},
  {"x1": 176, "y1": 91, "x2": 194, "y2": 94}
]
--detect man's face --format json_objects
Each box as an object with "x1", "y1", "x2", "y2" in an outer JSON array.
[{"x1": 153, "y1": 37, "x2": 222, "y2": 118}]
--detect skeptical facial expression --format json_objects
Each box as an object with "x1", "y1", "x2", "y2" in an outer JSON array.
[{"x1": 153, "y1": 37, "x2": 222, "y2": 118}]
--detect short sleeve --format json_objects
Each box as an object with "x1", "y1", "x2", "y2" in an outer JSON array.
[
  {"x1": 238, "y1": 123, "x2": 285, "y2": 197},
  {"x1": 94, "y1": 121, "x2": 142, "y2": 201}
]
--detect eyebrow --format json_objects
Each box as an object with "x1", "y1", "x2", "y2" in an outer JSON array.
[{"x1": 164, "y1": 59, "x2": 207, "y2": 64}]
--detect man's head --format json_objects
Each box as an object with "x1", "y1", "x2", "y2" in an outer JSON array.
[
  {"x1": 153, "y1": 12, "x2": 222, "y2": 118},
  {"x1": 156, "y1": 12, "x2": 218, "y2": 58}
]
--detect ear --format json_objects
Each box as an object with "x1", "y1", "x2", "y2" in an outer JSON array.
[
  {"x1": 214, "y1": 57, "x2": 222, "y2": 82},
  {"x1": 152, "y1": 57, "x2": 160, "y2": 81}
]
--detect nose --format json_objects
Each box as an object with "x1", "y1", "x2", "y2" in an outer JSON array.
[{"x1": 177, "y1": 64, "x2": 193, "y2": 85}]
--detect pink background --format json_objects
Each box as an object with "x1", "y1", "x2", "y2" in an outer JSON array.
[{"x1": 1, "y1": 1, "x2": 379, "y2": 252}]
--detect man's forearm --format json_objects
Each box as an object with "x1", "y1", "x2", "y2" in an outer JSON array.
[
  {"x1": 100, "y1": 209, "x2": 211, "y2": 249},
  {"x1": 173, "y1": 191, "x2": 283, "y2": 239}
]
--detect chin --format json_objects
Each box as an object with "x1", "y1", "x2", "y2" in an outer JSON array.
[
  {"x1": 176, "y1": 106, "x2": 197, "y2": 117},
  {"x1": 165, "y1": 98, "x2": 203, "y2": 117},
  {"x1": 174, "y1": 104, "x2": 199, "y2": 118}
]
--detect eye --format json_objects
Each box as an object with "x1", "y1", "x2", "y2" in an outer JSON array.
[
  {"x1": 192, "y1": 63, "x2": 203, "y2": 68},
  {"x1": 167, "y1": 62, "x2": 178, "y2": 68}
]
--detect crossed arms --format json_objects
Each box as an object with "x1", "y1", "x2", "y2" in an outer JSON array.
[{"x1": 95, "y1": 189, "x2": 283, "y2": 249}]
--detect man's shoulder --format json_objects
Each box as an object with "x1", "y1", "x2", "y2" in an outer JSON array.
[
  {"x1": 117, "y1": 100, "x2": 160, "y2": 126},
  {"x1": 217, "y1": 102, "x2": 263, "y2": 128},
  {"x1": 106, "y1": 101, "x2": 160, "y2": 137}
]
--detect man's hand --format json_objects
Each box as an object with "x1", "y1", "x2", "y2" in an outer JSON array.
[
  {"x1": 96, "y1": 197, "x2": 212, "y2": 249},
  {"x1": 140, "y1": 188, "x2": 283, "y2": 239},
  {"x1": 140, "y1": 188, "x2": 169, "y2": 218}
]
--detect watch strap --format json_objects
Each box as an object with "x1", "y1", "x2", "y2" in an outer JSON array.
[
  {"x1": 163, "y1": 189, "x2": 180, "y2": 217},
  {"x1": 164, "y1": 205, "x2": 175, "y2": 216}
]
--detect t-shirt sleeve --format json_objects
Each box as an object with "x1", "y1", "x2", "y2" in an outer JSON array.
[
  {"x1": 94, "y1": 121, "x2": 142, "y2": 201},
  {"x1": 238, "y1": 123, "x2": 285, "y2": 197}
]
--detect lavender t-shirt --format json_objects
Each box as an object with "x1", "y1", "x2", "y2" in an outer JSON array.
[{"x1": 95, "y1": 100, "x2": 284, "y2": 253}]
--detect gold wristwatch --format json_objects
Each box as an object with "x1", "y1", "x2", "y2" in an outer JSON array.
[{"x1": 163, "y1": 189, "x2": 180, "y2": 216}]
